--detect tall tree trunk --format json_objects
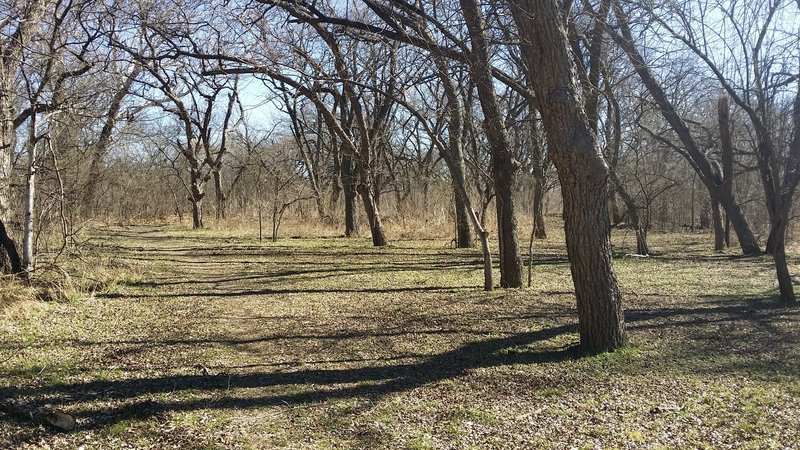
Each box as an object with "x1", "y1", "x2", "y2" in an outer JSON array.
[
  {"x1": 0, "y1": 2, "x2": 45, "y2": 276},
  {"x1": 0, "y1": 78, "x2": 20, "y2": 273},
  {"x1": 357, "y1": 183, "x2": 387, "y2": 247},
  {"x1": 0, "y1": 219, "x2": 21, "y2": 275},
  {"x1": 461, "y1": 0, "x2": 523, "y2": 288},
  {"x1": 771, "y1": 80, "x2": 800, "y2": 303},
  {"x1": 0, "y1": 77, "x2": 17, "y2": 266},
  {"x1": 454, "y1": 193, "x2": 474, "y2": 248},
  {"x1": 530, "y1": 118, "x2": 548, "y2": 239},
  {"x1": 609, "y1": 191, "x2": 624, "y2": 226},
  {"x1": 772, "y1": 214, "x2": 794, "y2": 303},
  {"x1": 330, "y1": 135, "x2": 342, "y2": 214},
  {"x1": 714, "y1": 190, "x2": 758, "y2": 254},
  {"x1": 213, "y1": 170, "x2": 226, "y2": 220},
  {"x1": 609, "y1": 169, "x2": 648, "y2": 255},
  {"x1": 189, "y1": 170, "x2": 204, "y2": 229},
  {"x1": 532, "y1": 169, "x2": 548, "y2": 239},
  {"x1": 766, "y1": 223, "x2": 779, "y2": 254},
  {"x1": 191, "y1": 199, "x2": 203, "y2": 229},
  {"x1": 493, "y1": 154, "x2": 523, "y2": 287},
  {"x1": 22, "y1": 123, "x2": 37, "y2": 273},
  {"x1": 510, "y1": 0, "x2": 626, "y2": 352},
  {"x1": 441, "y1": 142, "x2": 493, "y2": 290},
  {"x1": 342, "y1": 154, "x2": 358, "y2": 236},
  {"x1": 711, "y1": 197, "x2": 725, "y2": 251}
]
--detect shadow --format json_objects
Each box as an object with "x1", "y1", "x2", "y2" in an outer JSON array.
[
  {"x1": 116, "y1": 258, "x2": 486, "y2": 289},
  {"x1": 98, "y1": 285, "x2": 466, "y2": 299},
  {"x1": 2, "y1": 327, "x2": 508, "y2": 350},
  {"x1": 1, "y1": 299, "x2": 798, "y2": 432},
  {"x1": 7, "y1": 226, "x2": 799, "y2": 437},
  {"x1": 0, "y1": 323, "x2": 578, "y2": 429},
  {"x1": 647, "y1": 253, "x2": 767, "y2": 262}
]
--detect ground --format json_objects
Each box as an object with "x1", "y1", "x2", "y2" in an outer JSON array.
[{"x1": 1, "y1": 224, "x2": 799, "y2": 449}]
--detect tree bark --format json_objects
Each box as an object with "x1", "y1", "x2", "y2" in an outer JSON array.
[
  {"x1": 530, "y1": 118, "x2": 548, "y2": 239},
  {"x1": 0, "y1": 72, "x2": 19, "y2": 274},
  {"x1": 357, "y1": 183, "x2": 387, "y2": 247},
  {"x1": 461, "y1": 0, "x2": 523, "y2": 288},
  {"x1": 532, "y1": 170, "x2": 548, "y2": 239},
  {"x1": 22, "y1": 121, "x2": 37, "y2": 273},
  {"x1": 454, "y1": 193, "x2": 474, "y2": 248},
  {"x1": 330, "y1": 135, "x2": 343, "y2": 215},
  {"x1": 0, "y1": 219, "x2": 22, "y2": 275},
  {"x1": 342, "y1": 154, "x2": 358, "y2": 237},
  {"x1": 711, "y1": 197, "x2": 725, "y2": 251},
  {"x1": 0, "y1": 80, "x2": 13, "y2": 219},
  {"x1": 189, "y1": 169, "x2": 204, "y2": 229},
  {"x1": 772, "y1": 213, "x2": 794, "y2": 303},
  {"x1": 440, "y1": 143, "x2": 493, "y2": 291},
  {"x1": 510, "y1": 0, "x2": 627, "y2": 352},
  {"x1": 771, "y1": 75, "x2": 800, "y2": 303},
  {"x1": 213, "y1": 170, "x2": 226, "y2": 220}
]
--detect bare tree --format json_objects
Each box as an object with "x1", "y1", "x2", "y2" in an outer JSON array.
[
  {"x1": 608, "y1": 2, "x2": 761, "y2": 255},
  {"x1": 0, "y1": 0, "x2": 49, "y2": 275},
  {"x1": 508, "y1": 0, "x2": 627, "y2": 351},
  {"x1": 460, "y1": 0, "x2": 523, "y2": 288}
]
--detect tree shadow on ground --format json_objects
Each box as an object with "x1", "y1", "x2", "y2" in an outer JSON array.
[
  {"x1": 2, "y1": 299, "x2": 797, "y2": 431},
  {"x1": 0, "y1": 324, "x2": 578, "y2": 429}
]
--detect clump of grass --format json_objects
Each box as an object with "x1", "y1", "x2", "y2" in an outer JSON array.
[{"x1": 0, "y1": 276, "x2": 37, "y2": 311}]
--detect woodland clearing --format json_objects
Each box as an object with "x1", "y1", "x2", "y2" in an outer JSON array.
[{"x1": 1, "y1": 224, "x2": 798, "y2": 449}]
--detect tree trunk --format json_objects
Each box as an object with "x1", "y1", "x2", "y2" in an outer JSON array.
[
  {"x1": 189, "y1": 170, "x2": 204, "y2": 229},
  {"x1": 766, "y1": 223, "x2": 779, "y2": 255},
  {"x1": 82, "y1": 67, "x2": 138, "y2": 218},
  {"x1": 773, "y1": 218, "x2": 795, "y2": 304},
  {"x1": 493, "y1": 154, "x2": 523, "y2": 287},
  {"x1": 441, "y1": 149, "x2": 493, "y2": 290},
  {"x1": 342, "y1": 154, "x2": 358, "y2": 236},
  {"x1": 330, "y1": 136, "x2": 342, "y2": 215},
  {"x1": 461, "y1": 0, "x2": 522, "y2": 288},
  {"x1": 271, "y1": 204, "x2": 279, "y2": 242},
  {"x1": 609, "y1": 168, "x2": 648, "y2": 255},
  {"x1": 711, "y1": 197, "x2": 725, "y2": 251},
  {"x1": 609, "y1": 192, "x2": 624, "y2": 226},
  {"x1": 83, "y1": 156, "x2": 102, "y2": 218},
  {"x1": 510, "y1": 0, "x2": 626, "y2": 352},
  {"x1": 191, "y1": 198, "x2": 203, "y2": 229},
  {"x1": 429, "y1": 50, "x2": 488, "y2": 284},
  {"x1": 357, "y1": 184, "x2": 387, "y2": 247},
  {"x1": 454, "y1": 192, "x2": 474, "y2": 248},
  {"x1": 22, "y1": 128, "x2": 37, "y2": 273},
  {"x1": 714, "y1": 192, "x2": 759, "y2": 255},
  {"x1": 532, "y1": 168, "x2": 548, "y2": 239},
  {"x1": 213, "y1": 170, "x2": 226, "y2": 220},
  {"x1": 0, "y1": 219, "x2": 22, "y2": 275},
  {"x1": 0, "y1": 77, "x2": 15, "y2": 238}
]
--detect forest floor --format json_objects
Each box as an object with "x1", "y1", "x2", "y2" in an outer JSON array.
[{"x1": 1, "y1": 224, "x2": 799, "y2": 449}]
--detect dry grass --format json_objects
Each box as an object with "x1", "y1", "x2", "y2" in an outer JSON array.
[
  {"x1": 0, "y1": 223, "x2": 798, "y2": 449},
  {"x1": 0, "y1": 279, "x2": 38, "y2": 314}
]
